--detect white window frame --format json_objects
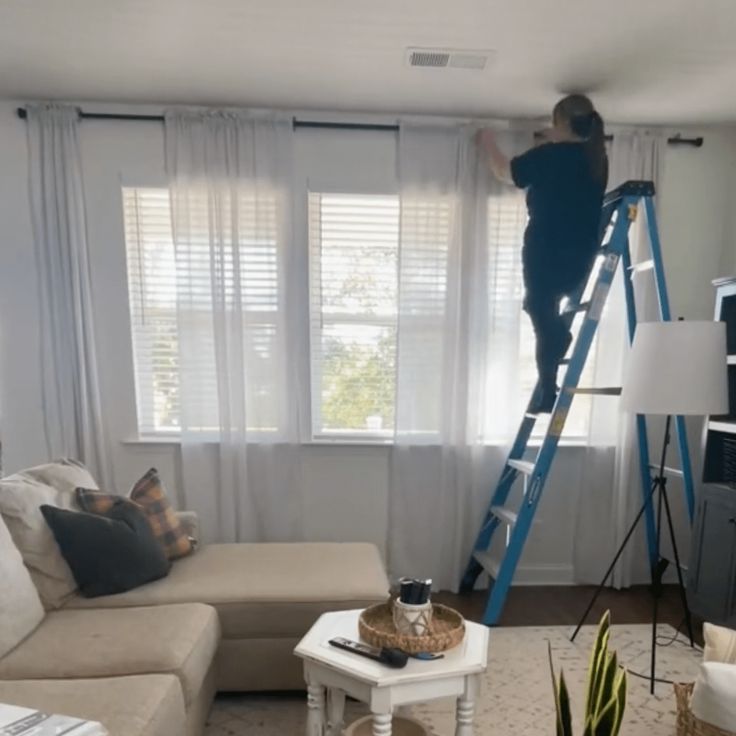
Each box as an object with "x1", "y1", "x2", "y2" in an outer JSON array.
[{"x1": 307, "y1": 190, "x2": 400, "y2": 443}]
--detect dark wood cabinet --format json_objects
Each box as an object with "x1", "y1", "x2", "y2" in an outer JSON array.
[
  {"x1": 688, "y1": 483, "x2": 736, "y2": 626},
  {"x1": 688, "y1": 276, "x2": 736, "y2": 625}
]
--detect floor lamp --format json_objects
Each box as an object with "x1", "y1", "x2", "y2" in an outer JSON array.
[{"x1": 573, "y1": 320, "x2": 729, "y2": 694}]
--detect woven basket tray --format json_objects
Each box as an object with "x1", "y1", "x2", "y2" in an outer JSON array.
[
  {"x1": 675, "y1": 683, "x2": 736, "y2": 736},
  {"x1": 359, "y1": 602, "x2": 465, "y2": 654}
]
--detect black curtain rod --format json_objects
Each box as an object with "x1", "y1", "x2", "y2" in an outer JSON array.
[
  {"x1": 14, "y1": 106, "x2": 398, "y2": 130},
  {"x1": 15, "y1": 106, "x2": 704, "y2": 146}
]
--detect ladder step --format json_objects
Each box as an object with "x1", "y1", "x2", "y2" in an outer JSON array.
[
  {"x1": 562, "y1": 301, "x2": 590, "y2": 315},
  {"x1": 649, "y1": 464, "x2": 684, "y2": 479},
  {"x1": 567, "y1": 387, "x2": 622, "y2": 396},
  {"x1": 491, "y1": 505, "x2": 518, "y2": 527},
  {"x1": 629, "y1": 258, "x2": 654, "y2": 273},
  {"x1": 508, "y1": 459, "x2": 535, "y2": 475},
  {"x1": 473, "y1": 550, "x2": 500, "y2": 580},
  {"x1": 604, "y1": 180, "x2": 656, "y2": 205}
]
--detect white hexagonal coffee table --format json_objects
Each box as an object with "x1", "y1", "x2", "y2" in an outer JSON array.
[{"x1": 294, "y1": 609, "x2": 489, "y2": 736}]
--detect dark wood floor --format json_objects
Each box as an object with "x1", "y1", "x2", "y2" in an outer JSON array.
[{"x1": 434, "y1": 584, "x2": 703, "y2": 644}]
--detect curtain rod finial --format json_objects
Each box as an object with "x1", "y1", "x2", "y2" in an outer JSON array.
[{"x1": 16, "y1": 107, "x2": 27, "y2": 119}]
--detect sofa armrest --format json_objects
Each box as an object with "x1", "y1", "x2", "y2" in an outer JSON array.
[{"x1": 176, "y1": 511, "x2": 200, "y2": 550}]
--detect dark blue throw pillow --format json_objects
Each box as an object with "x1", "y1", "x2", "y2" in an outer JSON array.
[{"x1": 41, "y1": 499, "x2": 170, "y2": 597}]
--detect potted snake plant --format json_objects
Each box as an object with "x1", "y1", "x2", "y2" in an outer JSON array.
[{"x1": 549, "y1": 611, "x2": 627, "y2": 736}]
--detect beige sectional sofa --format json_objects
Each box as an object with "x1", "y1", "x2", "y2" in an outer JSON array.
[{"x1": 0, "y1": 461, "x2": 390, "y2": 736}]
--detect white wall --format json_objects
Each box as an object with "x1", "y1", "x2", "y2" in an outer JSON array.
[{"x1": 1, "y1": 98, "x2": 735, "y2": 585}]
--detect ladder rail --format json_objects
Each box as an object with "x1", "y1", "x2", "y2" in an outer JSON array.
[{"x1": 620, "y1": 231, "x2": 658, "y2": 568}]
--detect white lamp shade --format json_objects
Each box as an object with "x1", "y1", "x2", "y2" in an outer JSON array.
[{"x1": 620, "y1": 321, "x2": 729, "y2": 416}]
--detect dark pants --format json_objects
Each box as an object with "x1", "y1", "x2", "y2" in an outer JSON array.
[
  {"x1": 524, "y1": 286, "x2": 571, "y2": 394},
  {"x1": 523, "y1": 249, "x2": 594, "y2": 395}
]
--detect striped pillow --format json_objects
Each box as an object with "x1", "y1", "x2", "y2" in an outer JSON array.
[{"x1": 76, "y1": 468, "x2": 193, "y2": 560}]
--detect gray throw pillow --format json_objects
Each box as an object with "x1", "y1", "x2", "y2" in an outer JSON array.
[{"x1": 40, "y1": 499, "x2": 170, "y2": 597}]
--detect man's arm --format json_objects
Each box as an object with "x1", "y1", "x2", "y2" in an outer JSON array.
[{"x1": 477, "y1": 129, "x2": 513, "y2": 185}]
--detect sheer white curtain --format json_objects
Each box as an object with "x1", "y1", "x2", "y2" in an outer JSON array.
[
  {"x1": 573, "y1": 131, "x2": 665, "y2": 585},
  {"x1": 25, "y1": 103, "x2": 113, "y2": 487},
  {"x1": 164, "y1": 110, "x2": 304, "y2": 543},
  {"x1": 388, "y1": 122, "x2": 529, "y2": 590}
]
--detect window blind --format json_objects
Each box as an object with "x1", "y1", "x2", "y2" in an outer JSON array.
[
  {"x1": 308, "y1": 192, "x2": 400, "y2": 437},
  {"x1": 123, "y1": 187, "x2": 282, "y2": 435},
  {"x1": 123, "y1": 188, "x2": 180, "y2": 434}
]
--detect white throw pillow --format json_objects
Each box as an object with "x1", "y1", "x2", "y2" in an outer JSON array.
[
  {"x1": 0, "y1": 460, "x2": 98, "y2": 608},
  {"x1": 691, "y1": 662, "x2": 736, "y2": 732},
  {"x1": 0, "y1": 513, "x2": 45, "y2": 659},
  {"x1": 704, "y1": 622, "x2": 736, "y2": 664}
]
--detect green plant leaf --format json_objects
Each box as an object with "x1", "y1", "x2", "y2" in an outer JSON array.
[
  {"x1": 592, "y1": 695, "x2": 618, "y2": 736},
  {"x1": 585, "y1": 612, "x2": 611, "y2": 718},
  {"x1": 611, "y1": 669, "x2": 627, "y2": 735},
  {"x1": 559, "y1": 669, "x2": 573, "y2": 736},
  {"x1": 594, "y1": 651, "x2": 618, "y2": 717},
  {"x1": 583, "y1": 714, "x2": 595, "y2": 736},
  {"x1": 549, "y1": 641, "x2": 565, "y2": 736}
]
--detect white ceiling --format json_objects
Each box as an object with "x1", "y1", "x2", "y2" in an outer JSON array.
[{"x1": 2, "y1": 0, "x2": 736, "y2": 124}]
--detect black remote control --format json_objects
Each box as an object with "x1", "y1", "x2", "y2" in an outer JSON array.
[{"x1": 328, "y1": 637, "x2": 408, "y2": 668}]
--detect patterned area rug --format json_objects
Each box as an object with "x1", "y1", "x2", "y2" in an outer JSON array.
[{"x1": 205, "y1": 624, "x2": 702, "y2": 735}]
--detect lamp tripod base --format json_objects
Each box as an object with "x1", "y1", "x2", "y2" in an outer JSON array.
[{"x1": 571, "y1": 415, "x2": 694, "y2": 695}]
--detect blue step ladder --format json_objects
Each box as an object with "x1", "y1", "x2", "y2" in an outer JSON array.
[{"x1": 460, "y1": 180, "x2": 696, "y2": 625}]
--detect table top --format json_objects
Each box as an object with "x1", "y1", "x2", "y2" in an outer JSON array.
[{"x1": 294, "y1": 609, "x2": 489, "y2": 687}]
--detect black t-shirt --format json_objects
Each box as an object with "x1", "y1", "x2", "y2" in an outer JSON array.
[{"x1": 510, "y1": 142, "x2": 606, "y2": 272}]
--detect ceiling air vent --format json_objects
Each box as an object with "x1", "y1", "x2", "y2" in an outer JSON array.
[
  {"x1": 409, "y1": 50, "x2": 450, "y2": 68},
  {"x1": 407, "y1": 48, "x2": 492, "y2": 70}
]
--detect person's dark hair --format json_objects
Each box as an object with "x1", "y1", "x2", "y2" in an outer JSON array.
[{"x1": 553, "y1": 94, "x2": 608, "y2": 188}]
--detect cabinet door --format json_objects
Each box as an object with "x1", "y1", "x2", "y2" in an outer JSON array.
[{"x1": 688, "y1": 485, "x2": 736, "y2": 626}]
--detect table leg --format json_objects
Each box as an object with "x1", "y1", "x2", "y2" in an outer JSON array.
[
  {"x1": 372, "y1": 713, "x2": 392, "y2": 736},
  {"x1": 306, "y1": 683, "x2": 326, "y2": 736},
  {"x1": 455, "y1": 675, "x2": 479, "y2": 736},
  {"x1": 327, "y1": 689, "x2": 346, "y2": 736}
]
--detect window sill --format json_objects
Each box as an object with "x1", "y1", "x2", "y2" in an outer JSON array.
[{"x1": 122, "y1": 436, "x2": 596, "y2": 449}]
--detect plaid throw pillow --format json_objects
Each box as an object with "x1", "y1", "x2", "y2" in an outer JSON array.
[{"x1": 76, "y1": 468, "x2": 193, "y2": 560}]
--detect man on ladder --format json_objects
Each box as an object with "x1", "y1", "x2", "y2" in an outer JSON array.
[
  {"x1": 478, "y1": 93, "x2": 608, "y2": 413},
  {"x1": 472, "y1": 99, "x2": 695, "y2": 626}
]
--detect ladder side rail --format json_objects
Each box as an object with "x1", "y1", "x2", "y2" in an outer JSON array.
[{"x1": 620, "y1": 220, "x2": 659, "y2": 567}]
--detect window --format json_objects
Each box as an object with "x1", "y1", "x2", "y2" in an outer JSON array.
[
  {"x1": 125, "y1": 186, "x2": 598, "y2": 441},
  {"x1": 308, "y1": 193, "x2": 400, "y2": 438},
  {"x1": 123, "y1": 186, "x2": 282, "y2": 436},
  {"x1": 308, "y1": 192, "x2": 456, "y2": 439}
]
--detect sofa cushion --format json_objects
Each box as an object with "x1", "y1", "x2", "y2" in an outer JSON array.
[
  {"x1": 0, "y1": 675, "x2": 185, "y2": 736},
  {"x1": 0, "y1": 514, "x2": 45, "y2": 659},
  {"x1": 67, "y1": 542, "x2": 390, "y2": 638},
  {"x1": 77, "y1": 468, "x2": 193, "y2": 560},
  {"x1": 0, "y1": 459, "x2": 98, "y2": 608},
  {"x1": 0, "y1": 604, "x2": 219, "y2": 706},
  {"x1": 704, "y1": 622, "x2": 736, "y2": 664},
  {"x1": 691, "y1": 661, "x2": 736, "y2": 733},
  {"x1": 21, "y1": 459, "x2": 99, "y2": 495},
  {"x1": 41, "y1": 501, "x2": 171, "y2": 597}
]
